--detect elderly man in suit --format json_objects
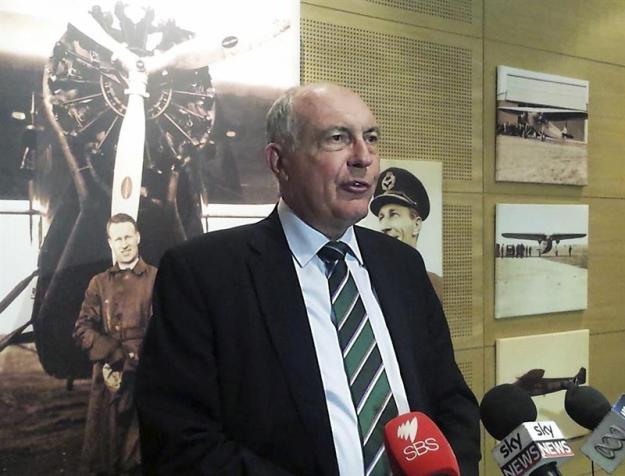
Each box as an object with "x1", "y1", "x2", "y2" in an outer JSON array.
[{"x1": 135, "y1": 83, "x2": 480, "y2": 476}]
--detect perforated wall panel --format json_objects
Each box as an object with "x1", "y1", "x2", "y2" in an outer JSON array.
[
  {"x1": 364, "y1": 0, "x2": 473, "y2": 24},
  {"x1": 457, "y1": 360, "x2": 473, "y2": 388},
  {"x1": 301, "y1": 18, "x2": 475, "y2": 182},
  {"x1": 442, "y1": 203, "x2": 474, "y2": 338}
]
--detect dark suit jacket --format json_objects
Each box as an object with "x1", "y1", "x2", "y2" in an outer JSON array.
[{"x1": 135, "y1": 210, "x2": 480, "y2": 475}]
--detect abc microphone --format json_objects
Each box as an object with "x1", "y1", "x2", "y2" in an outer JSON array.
[
  {"x1": 565, "y1": 386, "x2": 625, "y2": 474},
  {"x1": 480, "y1": 384, "x2": 574, "y2": 476},
  {"x1": 384, "y1": 412, "x2": 459, "y2": 476}
]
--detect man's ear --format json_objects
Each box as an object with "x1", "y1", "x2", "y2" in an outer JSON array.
[
  {"x1": 412, "y1": 216, "x2": 423, "y2": 236},
  {"x1": 265, "y1": 143, "x2": 288, "y2": 181}
]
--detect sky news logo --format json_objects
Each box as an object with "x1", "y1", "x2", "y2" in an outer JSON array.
[{"x1": 500, "y1": 440, "x2": 571, "y2": 476}]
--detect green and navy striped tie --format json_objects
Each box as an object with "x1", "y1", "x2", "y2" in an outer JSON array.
[{"x1": 318, "y1": 241, "x2": 398, "y2": 476}]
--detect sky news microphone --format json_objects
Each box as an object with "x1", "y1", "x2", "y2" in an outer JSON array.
[
  {"x1": 480, "y1": 384, "x2": 574, "y2": 476},
  {"x1": 565, "y1": 386, "x2": 625, "y2": 474},
  {"x1": 384, "y1": 411, "x2": 459, "y2": 476}
]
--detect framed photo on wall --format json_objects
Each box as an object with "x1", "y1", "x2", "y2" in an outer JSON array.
[
  {"x1": 359, "y1": 159, "x2": 443, "y2": 299},
  {"x1": 495, "y1": 203, "x2": 589, "y2": 319},
  {"x1": 496, "y1": 65, "x2": 589, "y2": 186}
]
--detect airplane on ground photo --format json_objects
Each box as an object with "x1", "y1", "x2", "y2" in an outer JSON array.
[
  {"x1": 497, "y1": 105, "x2": 587, "y2": 142},
  {"x1": 501, "y1": 232, "x2": 587, "y2": 255}
]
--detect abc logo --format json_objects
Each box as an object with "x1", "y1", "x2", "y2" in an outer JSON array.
[{"x1": 403, "y1": 438, "x2": 440, "y2": 461}]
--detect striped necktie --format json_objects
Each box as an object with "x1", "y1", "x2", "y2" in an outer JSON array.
[{"x1": 318, "y1": 241, "x2": 398, "y2": 476}]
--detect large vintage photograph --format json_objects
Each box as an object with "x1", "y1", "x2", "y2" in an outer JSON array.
[
  {"x1": 0, "y1": 1, "x2": 299, "y2": 473},
  {"x1": 359, "y1": 159, "x2": 443, "y2": 300},
  {"x1": 494, "y1": 203, "x2": 589, "y2": 319},
  {"x1": 495, "y1": 65, "x2": 589, "y2": 186}
]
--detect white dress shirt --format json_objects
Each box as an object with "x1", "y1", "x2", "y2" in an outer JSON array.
[{"x1": 277, "y1": 200, "x2": 409, "y2": 476}]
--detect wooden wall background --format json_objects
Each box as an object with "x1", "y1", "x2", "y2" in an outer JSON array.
[{"x1": 300, "y1": 1, "x2": 625, "y2": 474}]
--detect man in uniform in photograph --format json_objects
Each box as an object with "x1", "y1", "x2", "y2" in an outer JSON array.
[
  {"x1": 135, "y1": 83, "x2": 480, "y2": 475},
  {"x1": 74, "y1": 213, "x2": 157, "y2": 475},
  {"x1": 370, "y1": 167, "x2": 443, "y2": 301}
]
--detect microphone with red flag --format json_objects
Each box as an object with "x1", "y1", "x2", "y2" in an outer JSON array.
[{"x1": 384, "y1": 412, "x2": 460, "y2": 476}]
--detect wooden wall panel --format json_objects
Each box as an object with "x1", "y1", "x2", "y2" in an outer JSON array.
[
  {"x1": 485, "y1": 0, "x2": 625, "y2": 66},
  {"x1": 303, "y1": 0, "x2": 482, "y2": 37},
  {"x1": 590, "y1": 331, "x2": 625, "y2": 405},
  {"x1": 444, "y1": 193, "x2": 484, "y2": 350}
]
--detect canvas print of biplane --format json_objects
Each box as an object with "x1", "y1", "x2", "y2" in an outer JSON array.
[
  {"x1": 0, "y1": 1, "x2": 299, "y2": 473},
  {"x1": 496, "y1": 65, "x2": 589, "y2": 186}
]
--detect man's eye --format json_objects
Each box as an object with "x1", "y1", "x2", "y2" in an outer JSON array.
[
  {"x1": 322, "y1": 131, "x2": 351, "y2": 150},
  {"x1": 365, "y1": 133, "x2": 379, "y2": 144},
  {"x1": 329, "y1": 133, "x2": 348, "y2": 143}
]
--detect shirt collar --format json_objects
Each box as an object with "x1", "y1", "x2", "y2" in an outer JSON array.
[
  {"x1": 277, "y1": 199, "x2": 364, "y2": 268},
  {"x1": 110, "y1": 257, "x2": 147, "y2": 276}
]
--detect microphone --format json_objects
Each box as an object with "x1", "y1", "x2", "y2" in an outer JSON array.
[
  {"x1": 565, "y1": 386, "x2": 625, "y2": 473},
  {"x1": 384, "y1": 411, "x2": 459, "y2": 475},
  {"x1": 480, "y1": 384, "x2": 574, "y2": 476}
]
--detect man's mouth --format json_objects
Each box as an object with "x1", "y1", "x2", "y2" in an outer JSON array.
[{"x1": 342, "y1": 180, "x2": 371, "y2": 194}]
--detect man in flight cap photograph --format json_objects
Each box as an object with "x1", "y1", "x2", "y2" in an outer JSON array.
[{"x1": 370, "y1": 166, "x2": 443, "y2": 301}]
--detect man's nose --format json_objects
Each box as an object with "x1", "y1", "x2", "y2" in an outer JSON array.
[
  {"x1": 378, "y1": 216, "x2": 391, "y2": 230},
  {"x1": 348, "y1": 137, "x2": 374, "y2": 168}
]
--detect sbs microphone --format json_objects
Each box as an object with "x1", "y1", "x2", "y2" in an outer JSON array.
[
  {"x1": 384, "y1": 411, "x2": 459, "y2": 476},
  {"x1": 565, "y1": 386, "x2": 625, "y2": 473},
  {"x1": 481, "y1": 384, "x2": 574, "y2": 476}
]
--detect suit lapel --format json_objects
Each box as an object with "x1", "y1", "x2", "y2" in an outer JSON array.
[
  {"x1": 247, "y1": 211, "x2": 339, "y2": 475},
  {"x1": 355, "y1": 227, "x2": 426, "y2": 410}
]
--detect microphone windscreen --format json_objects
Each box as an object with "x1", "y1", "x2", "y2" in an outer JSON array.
[
  {"x1": 480, "y1": 384, "x2": 537, "y2": 440},
  {"x1": 564, "y1": 385, "x2": 611, "y2": 430},
  {"x1": 384, "y1": 412, "x2": 459, "y2": 476}
]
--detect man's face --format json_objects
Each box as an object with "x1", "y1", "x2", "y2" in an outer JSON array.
[
  {"x1": 270, "y1": 86, "x2": 381, "y2": 238},
  {"x1": 107, "y1": 221, "x2": 140, "y2": 265},
  {"x1": 377, "y1": 203, "x2": 421, "y2": 248}
]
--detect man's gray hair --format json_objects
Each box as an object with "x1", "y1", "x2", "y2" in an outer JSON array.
[
  {"x1": 265, "y1": 86, "x2": 299, "y2": 152},
  {"x1": 266, "y1": 83, "x2": 350, "y2": 152}
]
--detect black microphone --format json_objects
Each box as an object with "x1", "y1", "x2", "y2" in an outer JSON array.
[
  {"x1": 565, "y1": 386, "x2": 625, "y2": 473},
  {"x1": 481, "y1": 384, "x2": 574, "y2": 476},
  {"x1": 564, "y1": 385, "x2": 611, "y2": 429}
]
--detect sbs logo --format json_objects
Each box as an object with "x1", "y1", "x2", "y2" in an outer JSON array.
[
  {"x1": 396, "y1": 417, "x2": 418, "y2": 442},
  {"x1": 396, "y1": 417, "x2": 440, "y2": 461}
]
